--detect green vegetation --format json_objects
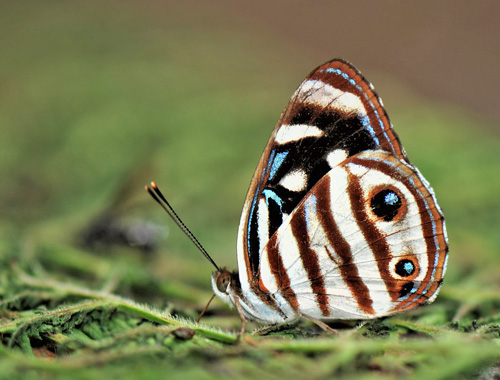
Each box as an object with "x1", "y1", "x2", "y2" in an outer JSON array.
[{"x1": 1, "y1": 2, "x2": 499, "y2": 379}]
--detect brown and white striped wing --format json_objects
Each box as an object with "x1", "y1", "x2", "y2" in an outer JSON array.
[{"x1": 257, "y1": 151, "x2": 448, "y2": 319}]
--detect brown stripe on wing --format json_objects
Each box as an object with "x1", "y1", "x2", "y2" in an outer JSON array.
[
  {"x1": 264, "y1": 234, "x2": 300, "y2": 312},
  {"x1": 289, "y1": 208, "x2": 330, "y2": 317},
  {"x1": 349, "y1": 153, "x2": 447, "y2": 309},
  {"x1": 251, "y1": 269, "x2": 283, "y2": 311},
  {"x1": 315, "y1": 178, "x2": 376, "y2": 315},
  {"x1": 346, "y1": 171, "x2": 399, "y2": 302}
]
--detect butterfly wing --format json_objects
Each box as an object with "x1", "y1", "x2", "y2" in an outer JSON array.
[
  {"x1": 257, "y1": 150, "x2": 447, "y2": 319},
  {"x1": 237, "y1": 59, "x2": 408, "y2": 288},
  {"x1": 235, "y1": 59, "x2": 447, "y2": 321}
]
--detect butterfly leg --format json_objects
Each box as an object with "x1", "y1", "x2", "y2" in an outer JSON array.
[
  {"x1": 300, "y1": 312, "x2": 338, "y2": 335},
  {"x1": 196, "y1": 294, "x2": 216, "y2": 323},
  {"x1": 233, "y1": 296, "x2": 248, "y2": 340},
  {"x1": 232, "y1": 297, "x2": 260, "y2": 345}
]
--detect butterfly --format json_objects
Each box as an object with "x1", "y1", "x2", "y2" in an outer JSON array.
[{"x1": 148, "y1": 58, "x2": 448, "y2": 327}]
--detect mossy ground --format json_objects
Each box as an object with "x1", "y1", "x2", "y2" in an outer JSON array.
[{"x1": 1, "y1": 2, "x2": 499, "y2": 379}]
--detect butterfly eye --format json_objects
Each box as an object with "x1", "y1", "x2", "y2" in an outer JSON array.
[
  {"x1": 395, "y1": 259, "x2": 415, "y2": 277},
  {"x1": 216, "y1": 272, "x2": 231, "y2": 294},
  {"x1": 370, "y1": 188, "x2": 403, "y2": 222}
]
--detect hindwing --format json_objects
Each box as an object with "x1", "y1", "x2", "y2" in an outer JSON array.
[{"x1": 257, "y1": 150, "x2": 447, "y2": 319}]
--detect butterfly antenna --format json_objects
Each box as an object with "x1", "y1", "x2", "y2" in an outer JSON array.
[{"x1": 146, "y1": 181, "x2": 220, "y2": 271}]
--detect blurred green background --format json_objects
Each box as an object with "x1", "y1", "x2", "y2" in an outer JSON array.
[{"x1": 1, "y1": 1, "x2": 499, "y2": 378}]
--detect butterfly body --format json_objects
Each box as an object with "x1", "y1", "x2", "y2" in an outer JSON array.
[{"x1": 212, "y1": 59, "x2": 448, "y2": 324}]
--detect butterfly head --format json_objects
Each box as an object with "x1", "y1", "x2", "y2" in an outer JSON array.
[{"x1": 211, "y1": 268, "x2": 239, "y2": 305}]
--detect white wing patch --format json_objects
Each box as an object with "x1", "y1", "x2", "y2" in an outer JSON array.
[
  {"x1": 275, "y1": 124, "x2": 324, "y2": 145},
  {"x1": 279, "y1": 169, "x2": 308, "y2": 192},
  {"x1": 326, "y1": 149, "x2": 348, "y2": 168},
  {"x1": 298, "y1": 80, "x2": 366, "y2": 116}
]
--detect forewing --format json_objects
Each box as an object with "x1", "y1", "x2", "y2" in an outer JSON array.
[{"x1": 238, "y1": 59, "x2": 407, "y2": 284}]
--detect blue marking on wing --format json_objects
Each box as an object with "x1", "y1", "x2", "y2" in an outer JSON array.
[
  {"x1": 265, "y1": 150, "x2": 277, "y2": 177},
  {"x1": 360, "y1": 117, "x2": 379, "y2": 145},
  {"x1": 385, "y1": 191, "x2": 399, "y2": 206},
  {"x1": 246, "y1": 193, "x2": 259, "y2": 254},
  {"x1": 398, "y1": 291, "x2": 410, "y2": 301},
  {"x1": 398, "y1": 284, "x2": 418, "y2": 301},
  {"x1": 403, "y1": 261, "x2": 414, "y2": 275},
  {"x1": 304, "y1": 194, "x2": 318, "y2": 231},
  {"x1": 269, "y1": 151, "x2": 289, "y2": 180},
  {"x1": 263, "y1": 188, "x2": 283, "y2": 208}
]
